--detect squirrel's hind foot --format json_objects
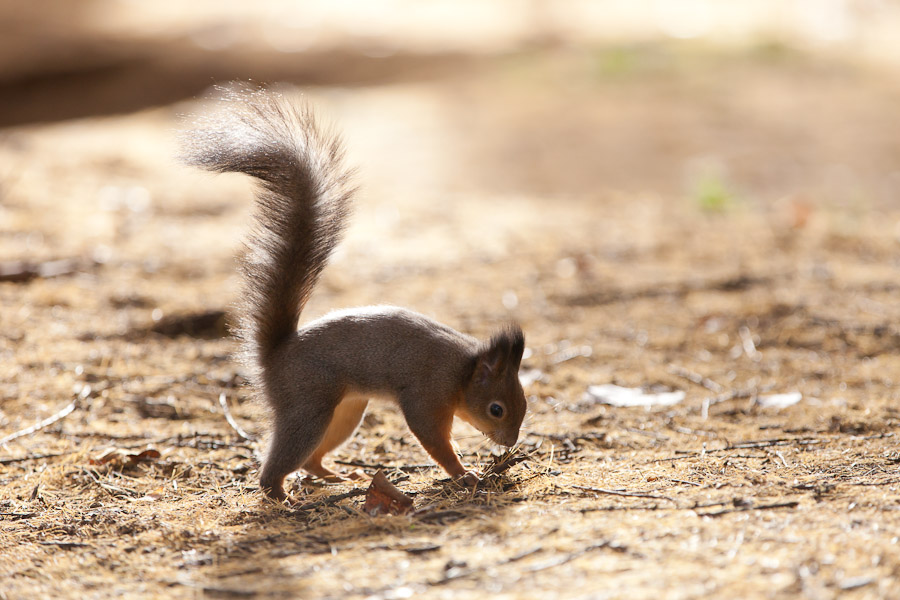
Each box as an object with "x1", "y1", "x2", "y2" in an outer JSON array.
[{"x1": 303, "y1": 459, "x2": 369, "y2": 483}]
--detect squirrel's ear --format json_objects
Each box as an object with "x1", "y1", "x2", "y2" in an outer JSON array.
[
  {"x1": 474, "y1": 324, "x2": 525, "y2": 382},
  {"x1": 509, "y1": 325, "x2": 525, "y2": 369},
  {"x1": 473, "y1": 347, "x2": 502, "y2": 384}
]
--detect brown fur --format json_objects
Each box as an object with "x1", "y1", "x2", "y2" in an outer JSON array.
[{"x1": 183, "y1": 86, "x2": 527, "y2": 502}]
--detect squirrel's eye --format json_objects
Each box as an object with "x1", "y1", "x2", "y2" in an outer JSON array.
[{"x1": 489, "y1": 403, "x2": 504, "y2": 418}]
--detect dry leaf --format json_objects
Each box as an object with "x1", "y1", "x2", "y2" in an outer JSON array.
[
  {"x1": 363, "y1": 470, "x2": 414, "y2": 516},
  {"x1": 128, "y1": 449, "x2": 162, "y2": 464}
]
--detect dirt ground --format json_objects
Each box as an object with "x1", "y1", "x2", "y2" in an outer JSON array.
[{"x1": 2, "y1": 6, "x2": 900, "y2": 599}]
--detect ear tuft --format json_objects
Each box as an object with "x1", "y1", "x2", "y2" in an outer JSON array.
[
  {"x1": 508, "y1": 324, "x2": 525, "y2": 368},
  {"x1": 481, "y1": 324, "x2": 525, "y2": 374}
]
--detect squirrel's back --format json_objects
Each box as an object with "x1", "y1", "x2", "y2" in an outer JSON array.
[{"x1": 181, "y1": 86, "x2": 355, "y2": 388}]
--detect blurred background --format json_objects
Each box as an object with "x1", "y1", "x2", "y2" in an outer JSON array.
[
  {"x1": 5, "y1": 0, "x2": 900, "y2": 350},
  {"x1": 3, "y1": 0, "x2": 900, "y2": 205}
]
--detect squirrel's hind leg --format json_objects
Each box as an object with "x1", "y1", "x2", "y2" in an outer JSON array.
[
  {"x1": 303, "y1": 396, "x2": 369, "y2": 481},
  {"x1": 259, "y1": 401, "x2": 336, "y2": 502}
]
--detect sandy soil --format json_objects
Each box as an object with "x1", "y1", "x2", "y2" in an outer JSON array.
[{"x1": 2, "y1": 23, "x2": 900, "y2": 600}]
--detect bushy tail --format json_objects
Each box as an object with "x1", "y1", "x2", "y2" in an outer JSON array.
[{"x1": 181, "y1": 85, "x2": 354, "y2": 380}]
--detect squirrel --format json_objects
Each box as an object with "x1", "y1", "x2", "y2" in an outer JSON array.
[{"x1": 182, "y1": 86, "x2": 527, "y2": 503}]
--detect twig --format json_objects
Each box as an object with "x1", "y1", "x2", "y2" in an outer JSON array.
[
  {"x1": 772, "y1": 450, "x2": 789, "y2": 468},
  {"x1": 333, "y1": 459, "x2": 435, "y2": 472},
  {"x1": 0, "y1": 450, "x2": 76, "y2": 465},
  {"x1": 218, "y1": 393, "x2": 256, "y2": 442},
  {"x1": 506, "y1": 547, "x2": 543, "y2": 563},
  {"x1": 484, "y1": 448, "x2": 529, "y2": 476},
  {"x1": 697, "y1": 500, "x2": 799, "y2": 518},
  {"x1": 81, "y1": 467, "x2": 139, "y2": 497},
  {"x1": 706, "y1": 382, "x2": 780, "y2": 409},
  {"x1": 707, "y1": 387, "x2": 759, "y2": 406},
  {"x1": 134, "y1": 434, "x2": 255, "y2": 451},
  {"x1": 647, "y1": 436, "x2": 826, "y2": 463},
  {"x1": 725, "y1": 436, "x2": 824, "y2": 450},
  {"x1": 846, "y1": 479, "x2": 900, "y2": 487},
  {"x1": 850, "y1": 432, "x2": 895, "y2": 442},
  {"x1": 292, "y1": 489, "x2": 368, "y2": 512},
  {"x1": 667, "y1": 423, "x2": 718, "y2": 438},
  {"x1": 580, "y1": 503, "x2": 670, "y2": 513},
  {"x1": 571, "y1": 484, "x2": 677, "y2": 503},
  {"x1": 0, "y1": 395, "x2": 83, "y2": 446},
  {"x1": 670, "y1": 479, "x2": 702, "y2": 487},
  {"x1": 0, "y1": 512, "x2": 36, "y2": 520},
  {"x1": 526, "y1": 431, "x2": 606, "y2": 444},
  {"x1": 650, "y1": 455, "x2": 694, "y2": 464},
  {"x1": 434, "y1": 542, "x2": 622, "y2": 585},
  {"x1": 341, "y1": 449, "x2": 529, "y2": 478},
  {"x1": 37, "y1": 540, "x2": 90, "y2": 549},
  {"x1": 668, "y1": 365, "x2": 725, "y2": 394},
  {"x1": 623, "y1": 427, "x2": 669, "y2": 441},
  {"x1": 523, "y1": 541, "x2": 629, "y2": 573}
]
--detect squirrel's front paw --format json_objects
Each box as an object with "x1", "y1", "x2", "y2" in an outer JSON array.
[{"x1": 459, "y1": 471, "x2": 481, "y2": 487}]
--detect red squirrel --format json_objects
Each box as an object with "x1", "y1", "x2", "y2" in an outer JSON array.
[{"x1": 182, "y1": 87, "x2": 527, "y2": 502}]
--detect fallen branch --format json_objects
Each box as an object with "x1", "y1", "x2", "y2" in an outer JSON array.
[{"x1": 218, "y1": 393, "x2": 256, "y2": 442}]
